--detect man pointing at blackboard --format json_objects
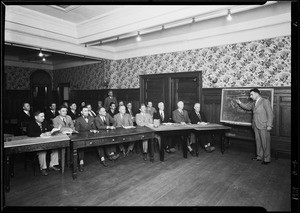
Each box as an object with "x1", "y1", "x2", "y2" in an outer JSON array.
[{"x1": 236, "y1": 88, "x2": 274, "y2": 165}]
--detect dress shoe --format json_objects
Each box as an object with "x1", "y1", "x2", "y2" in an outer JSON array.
[
  {"x1": 169, "y1": 148, "x2": 176, "y2": 153},
  {"x1": 209, "y1": 146, "x2": 215, "y2": 151},
  {"x1": 112, "y1": 153, "x2": 120, "y2": 160},
  {"x1": 79, "y1": 164, "x2": 84, "y2": 172},
  {"x1": 205, "y1": 146, "x2": 212, "y2": 153},
  {"x1": 188, "y1": 149, "x2": 195, "y2": 156},
  {"x1": 101, "y1": 160, "x2": 108, "y2": 167},
  {"x1": 41, "y1": 169, "x2": 48, "y2": 176},
  {"x1": 252, "y1": 157, "x2": 262, "y2": 161},
  {"x1": 261, "y1": 161, "x2": 270, "y2": 165},
  {"x1": 165, "y1": 146, "x2": 171, "y2": 153},
  {"x1": 143, "y1": 153, "x2": 148, "y2": 161},
  {"x1": 49, "y1": 166, "x2": 61, "y2": 171}
]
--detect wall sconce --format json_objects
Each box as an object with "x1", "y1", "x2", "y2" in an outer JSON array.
[
  {"x1": 136, "y1": 31, "x2": 141, "y2": 41},
  {"x1": 227, "y1": 9, "x2": 232, "y2": 21}
]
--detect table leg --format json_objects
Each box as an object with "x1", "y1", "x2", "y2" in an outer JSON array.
[
  {"x1": 160, "y1": 135, "x2": 165, "y2": 162},
  {"x1": 66, "y1": 147, "x2": 70, "y2": 168},
  {"x1": 6, "y1": 155, "x2": 11, "y2": 193},
  {"x1": 149, "y1": 138, "x2": 154, "y2": 163},
  {"x1": 182, "y1": 135, "x2": 188, "y2": 158},
  {"x1": 72, "y1": 148, "x2": 78, "y2": 180},
  {"x1": 61, "y1": 148, "x2": 65, "y2": 174},
  {"x1": 195, "y1": 133, "x2": 199, "y2": 157},
  {"x1": 10, "y1": 154, "x2": 14, "y2": 178},
  {"x1": 221, "y1": 132, "x2": 225, "y2": 154}
]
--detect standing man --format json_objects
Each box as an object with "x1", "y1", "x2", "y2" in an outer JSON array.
[
  {"x1": 189, "y1": 103, "x2": 215, "y2": 152},
  {"x1": 146, "y1": 101, "x2": 157, "y2": 117},
  {"x1": 172, "y1": 101, "x2": 195, "y2": 156},
  {"x1": 27, "y1": 111, "x2": 62, "y2": 176},
  {"x1": 104, "y1": 90, "x2": 118, "y2": 111},
  {"x1": 94, "y1": 107, "x2": 119, "y2": 161},
  {"x1": 236, "y1": 88, "x2": 274, "y2": 164},
  {"x1": 114, "y1": 105, "x2": 134, "y2": 156},
  {"x1": 52, "y1": 105, "x2": 75, "y2": 133},
  {"x1": 18, "y1": 102, "x2": 33, "y2": 135},
  {"x1": 75, "y1": 106, "x2": 108, "y2": 171},
  {"x1": 135, "y1": 104, "x2": 154, "y2": 161}
]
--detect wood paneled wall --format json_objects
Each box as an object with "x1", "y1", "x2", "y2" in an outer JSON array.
[
  {"x1": 202, "y1": 87, "x2": 291, "y2": 157},
  {"x1": 3, "y1": 87, "x2": 291, "y2": 158}
]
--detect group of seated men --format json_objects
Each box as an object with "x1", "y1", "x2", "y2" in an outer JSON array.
[{"x1": 17, "y1": 91, "x2": 215, "y2": 176}]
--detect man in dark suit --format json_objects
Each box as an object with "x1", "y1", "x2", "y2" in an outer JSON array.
[
  {"x1": 75, "y1": 106, "x2": 107, "y2": 171},
  {"x1": 172, "y1": 101, "x2": 195, "y2": 156},
  {"x1": 18, "y1": 102, "x2": 33, "y2": 135},
  {"x1": 189, "y1": 103, "x2": 215, "y2": 152},
  {"x1": 27, "y1": 110, "x2": 62, "y2": 176},
  {"x1": 45, "y1": 102, "x2": 59, "y2": 126},
  {"x1": 126, "y1": 102, "x2": 135, "y2": 123},
  {"x1": 94, "y1": 107, "x2": 119, "y2": 161},
  {"x1": 153, "y1": 102, "x2": 174, "y2": 153},
  {"x1": 236, "y1": 88, "x2": 274, "y2": 164},
  {"x1": 104, "y1": 90, "x2": 118, "y2": 111},
  {"x1": 107, "y1": 102, "x2": 118, "y2": 118},
  {"x1": 86, "y1": 103, "x2": 97, "y2": 117},
  {"x1": 68, "y1": 102, "x2": 80, "y2": 122}
]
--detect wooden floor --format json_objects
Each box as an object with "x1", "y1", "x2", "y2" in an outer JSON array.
[{"x1": 4, "y1": 144, "x2": 291, "y2": 211}]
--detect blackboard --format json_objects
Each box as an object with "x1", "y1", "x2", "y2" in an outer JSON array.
[{"x1": 220, "y1": 88, "x2": 274, "y2": 126}]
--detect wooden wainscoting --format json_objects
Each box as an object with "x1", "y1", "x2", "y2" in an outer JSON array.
[{"x1": 202, "y1": 87, "x2": 291, "y2": 158}]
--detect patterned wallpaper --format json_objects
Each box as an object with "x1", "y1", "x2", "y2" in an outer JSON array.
[
  {"x1": 4, "y1": 66, "x2": 53, "y2": 90},
  {"x1": 107, "y1": 36, "x2": 291, "y2": 89},
  {"x1": 5, "y1": 36, "x2": 291, "y2": 90}
]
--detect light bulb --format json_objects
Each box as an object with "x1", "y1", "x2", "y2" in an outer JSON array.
[
  {"x1": 227, "y1": 9, "x2": 232, "y2": 21},
  {"x1": 42, "y1": 57, "x2": 46, "y2": 61},
  {"x1": 39, "y1": 51, "x2": 43, "y2": 57},
  {"x1": 136, "y1": 32, "x2": 141, "y2": 41}
]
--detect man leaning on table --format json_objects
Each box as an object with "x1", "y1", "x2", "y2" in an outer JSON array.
[
  {"x1": 189, "y1": 103, "x2": 215, "y2": 152},
  {"x1": 27, "y1": 110, "x2": 62, "y2": 176},
  {"x1": 52, "y1": 105, "x2": 75, "y2": 134}
]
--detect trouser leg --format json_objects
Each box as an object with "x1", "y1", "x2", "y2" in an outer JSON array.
[
  {"x1": 49, "y1": 149, "x2": 59, "y2": 167},
  {"x1": 119, "y1": 144, "x2": 125, "y2": 152},
  {"x1": 128, "y1": 142, "x2": 134, "y2": 151},
  {"x1": 260, "y1": 129, "x2": 271, "y2": 162},
  {"x1": 37, "y1": 151, "x2": 47, "y2": 170},
  {"x1": 97, "y1": 147, "x2": 105, "y2": 159},
  {"x1": 142, "y1": 140, "x2": 148, "y2": 153},
  {"x1": 154, "y1": 134, "x2": 161, "y2": 150},
  {"x1": 78, "y1": 149, "x2": 84, "y2": 164},
  {"x1": 254, "y1": 127, "x2": 263, "y2": 160}
]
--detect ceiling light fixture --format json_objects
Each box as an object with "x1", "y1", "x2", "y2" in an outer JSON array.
[
  {"x1": 192, "y1": 17, "x2": 195, "y2": 23},
  {"x1": 38, "y1": 49, "x2": 43, "y2": 57},
  {"x1": 42, "y1": 57, "x2": 46, "y2": 61},
  {"x1": 227, "y1": 9, "x2": 232, "y2": 21},
  {"x1": 136, "y1": 31, "x2": 141, "y2": 41}
]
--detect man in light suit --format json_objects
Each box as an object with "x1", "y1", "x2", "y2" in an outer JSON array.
[
  {"x1": 114, "y1": 105, "x2": 134, "y2": 156},
  {"x1": 236, "y1": 88, "x2": 274, "y2": 164},
  {"x1": 172, "y1": 101, "x2": 196, "y2": 156},
  {"x1": 94, "y1": 107, "x2": 119, "y2": 161},
  {"x1": 136, "y1": 104, "x2": 154, "y2": 161},
  {"x1": 52, "y1": 105, "x2": 75, "y2": 133},
  {"x1": 75, "y1": 106, "x2": 107, "y2": 171}
]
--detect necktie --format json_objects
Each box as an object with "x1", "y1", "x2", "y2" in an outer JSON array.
[
  {"x1": 39, "y1": 123, "x2": 42, "y2": 131},
  {"x1": 180, "y1": 110, "x2": 183, "y2": 115},
  {"x1": 197, "y1": 113, "x2": 201, "y2": 121},
  {"x1": 160, "y1": 111, "x2": 164, "y2": 121},
  {"x1": 63, "y1": 118, "x2": 66, "y2": 126},
  {"x1": 52, "y1": 110, "x2": 55, "y2": 115},
  {"x1": 103, "y1": 116, "x2": 106, "y2": 124},
  {"x1": 121, "y1": 114, "x2": 123, "y2": 119},
  {"x1": 85, "y1": 117, "x2": 88, "y2": 123}
]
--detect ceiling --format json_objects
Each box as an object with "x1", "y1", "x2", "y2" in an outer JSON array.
[{"x1": 4, "y1": 2, "x2": 291, "y2": 69}]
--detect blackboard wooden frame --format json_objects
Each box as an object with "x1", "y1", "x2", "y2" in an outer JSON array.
[{"x1": 220, "y1": 88, "x2": 274, "y2": 126}]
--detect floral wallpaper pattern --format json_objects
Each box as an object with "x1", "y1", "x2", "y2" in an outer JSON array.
[
  {"x1": 107, "y1": 36, "x2": 291, "y2": 88},
  {"x1": 5, "y1": 36, "x2": 291, "y2": 90},
  {"x1": 4, "y1": 66, "x2": 53, "y2": 90}
]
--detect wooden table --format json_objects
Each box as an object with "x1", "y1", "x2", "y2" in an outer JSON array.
[
  {"x1": 69, "y1": 126, "x2": 155, "y2": 179},
  {"x1": 4, "y1": 134, "x2": 70, "y2": 193},
  {"x1": 148, "y1": 123, "x2": 231, "y2": 161}
]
